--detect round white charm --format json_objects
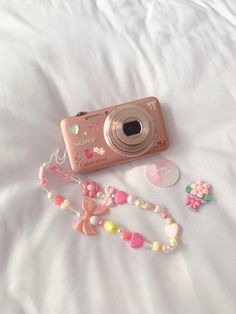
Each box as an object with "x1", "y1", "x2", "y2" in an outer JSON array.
[
  {"x1": 145, "y1": 159, "x2": 180, "y2": 188},
  {"x1": 90, "y1": 215, "x2": 99, "y2": 226}
]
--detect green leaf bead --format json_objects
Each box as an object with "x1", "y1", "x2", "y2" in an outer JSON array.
[
  {"x1": 203, "y1": 194, "x2": 212, "y2": 201},
  {"x1": 185, "y1": 185, "x2": 192, "y2": 193}
]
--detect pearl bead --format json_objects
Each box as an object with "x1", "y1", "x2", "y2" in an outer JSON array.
[
  {"x1": 166, "y1": 218, "x2": 173, "y2": 225},
  {"x1": 87, "y1": 184, "x2": 94, "y2": 191},
  {"x1": 90, "y1": 215, "x2": 99, "y2": 226},
  {"x1": 170, "y1": 237, "x2": 178, "y2": 247},
  {"x1": 143, "y1": 202, "x2": 155, "y2": 210},
  {"x1": 61, "y1": 199, "x2": 71, "y2": 209},
  {"x1": 77, "y1": 212, "x2": 82, "y2": 218},
  {"x1": 154, "y1": 205, "x2": 163, "y2": 214},
  {"x1": 152, "y1": 241, "x2": 162, "y2": 252},
  {"x1": 47, "y1": 191, "x2": 55, "y2": 199},
  {"x1": 134, "y1": 199, "x2": 144, "y2": 208},
  {"x1": 162, "y1": 243, "x2": 175, "y2": 253},
  {"x1": 96, "y1": 191, "x2": 103, "y2": 198},
  {"x1": 127, "y1": 195, "x2": 136, "y2": 204}
]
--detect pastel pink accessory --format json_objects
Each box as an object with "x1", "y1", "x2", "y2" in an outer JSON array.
[
  {"x1": 185, "y1": 180, "x2": 212, "y2": 212},
  {"x1": 39, "y1": 162, "x2": 181, "y2": 254}
]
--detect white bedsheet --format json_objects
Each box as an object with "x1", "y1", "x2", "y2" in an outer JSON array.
[{"x1": 0, "y1": 1, "x2": 236, "y2": 313}]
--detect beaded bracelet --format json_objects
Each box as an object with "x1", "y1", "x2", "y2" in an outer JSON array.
[{"x1": 39, "y1": 162, "x2": 181, "y2": 254}]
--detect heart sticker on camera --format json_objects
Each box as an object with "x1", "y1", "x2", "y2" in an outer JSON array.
[
  {"x1": 68, "y1": 123, "x2": 79, "y2": 135},
  {"x1": 84, "y1": 149, "x2": 93, "y2": 159}
]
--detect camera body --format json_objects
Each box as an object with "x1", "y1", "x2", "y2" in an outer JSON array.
[{"x1": 61, "y1": 97, "x2": 169, "y2": 173}]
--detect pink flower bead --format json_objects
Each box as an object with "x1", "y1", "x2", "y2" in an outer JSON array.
[
  {"x1": 82, "y1": 181, "x2": 99, "y2": 197},
  {"x1": 190, "y1": 180, "x2": 209, "y2": 199}
]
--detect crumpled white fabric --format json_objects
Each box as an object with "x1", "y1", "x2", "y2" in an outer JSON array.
[{"x1": 0, "y1": 1, "x2": 236, "y2": 313}]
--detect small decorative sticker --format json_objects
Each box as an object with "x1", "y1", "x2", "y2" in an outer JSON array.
[
  {"x1": 84, "y1": 149, "x2": 93, "y2": 159},
  {"x1": 93, "y1": 147, "x2": 105, "y2": 156},
  {"x1": 68, "y1": 123, "x2": 79, "y2": 135}
]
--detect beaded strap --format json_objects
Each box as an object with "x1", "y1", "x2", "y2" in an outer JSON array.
[{"x1": 39, "y1": 162, "x2": 181, "y2": 254}]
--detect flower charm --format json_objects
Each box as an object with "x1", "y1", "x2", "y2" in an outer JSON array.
[
  {"x1": 185, "y1": 195, "x2": 201, "y2": 211},
  {"x1": 185, "y1": 180, "x2": 212, "y2": 212},
  {"x1": 73, "y1": 199, "x2": 108, "y2": 235},
  {"x1": 93, "y1": 147, "x2": 105, "y2": 156},
  {"x1": 190, "y1": 181, "x2": 209, "y2": 198},
  {"x1": 82, "y1": 181, "x2": 99, "y2": 197}
]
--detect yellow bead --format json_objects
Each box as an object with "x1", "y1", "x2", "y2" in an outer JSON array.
[
  {"x1": 170, "y1": 237, "x2": 178, "y2": 246},
  {"x1": 103, "y1": 220, "x2": 118, "y2": 233},
  {"x1": 61, "y1": 199, "x2": 71, "y2": 209},
  {"x1": 152, "y1": 241, "x2": 162, "y2": 252},
  {"x1": 166, "y1": 218, "x2": 173, "y2": 225}
]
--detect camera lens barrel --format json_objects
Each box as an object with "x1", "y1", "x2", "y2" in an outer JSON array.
[{"x1": 104, "y1": 104, "x2": 156, "y2": 157}]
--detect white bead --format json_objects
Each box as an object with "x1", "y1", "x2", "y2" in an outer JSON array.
[
  {"x1": 90, "y1": 215, "x2": 99, "y2": 226},
  {"x1": 127, "y1": 195, "x2": 136, "y2": 204},
  {"x1": 76, "y1": 212, "x2": 82, "y2": 217},
  {"x1": 154, "y1": 205, "x2": 163, "y2": 214},
  {"x1": 60, "y1": 199, "x2": 71, "y2": 209},
  {"x1": 96, "y1": 191, "x2": 103, "y2": 198},
  {"x1": 134, "y1": 199, "x2": 144, "y2": 207},
  {"x1": 142, "y1": 202, "x2": 155, "y2": 210},
  {"x1": 47, "y1": 191, "x2": 55, "y2": 199},
  {"x1": 87, "y1": 184, "x2": 94, "y2": 191}
]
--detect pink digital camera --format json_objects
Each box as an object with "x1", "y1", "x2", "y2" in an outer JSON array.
[{"x1": 61, "y1": 97, "x2": 169, "y2": 173}]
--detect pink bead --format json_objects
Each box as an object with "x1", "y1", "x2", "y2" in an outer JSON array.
[
  {"x1": 53, "y1": 195, "x2": 64, "y2": 206},
  {"x1": 120, "y1": 230, "x2": 132, "y2": 241},
  {"x1": 129, "y1": 233, "x2": 144, "y2": 248},
  {"x1": 39, "y1": 178, "x2": 46, "y2": 186},
  {"x1": 98, "y1": 219, "x2": 104, "y2": 227},
  {"x1": 114, "y1": 191, "x2": 127, "y2": 205},
  {"x1": 162, "y1": 212, "x2": 169, "y2": 219}
]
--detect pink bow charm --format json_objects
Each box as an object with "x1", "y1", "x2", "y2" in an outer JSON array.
[
  {"x1": 102, "y1": 186, "x2": 116, "y2": 207},
  {"x1": 73, "y1": 199, "x2": 108, "y2": 235},
  {"x1": 185, "y1": 195, "x2": 201, "y2": 211}
]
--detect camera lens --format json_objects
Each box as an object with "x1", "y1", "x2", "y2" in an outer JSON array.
[
  {"x1": 104, "y1": 104, "x2": 156, "y2": 157},
  {"x1": 123, "y1": 120, "x2": 141, "y2": 136}
]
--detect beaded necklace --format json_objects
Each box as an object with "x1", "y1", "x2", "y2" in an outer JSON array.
[{"x1": 39, "y1": 162, "x2": 181, "y2": 254}]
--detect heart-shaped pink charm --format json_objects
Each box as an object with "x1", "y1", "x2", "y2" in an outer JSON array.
[
  {"x1": 129, "y1": 232, "x2": 144, "y2": 248},
  {"x1": 114, "y1": 191, "x2": 127, "y2": 205},
  {"x1": 165, "y1": 223, "x2": 179, "y2": 237},
  {"x1": 84, "y1": 149, "x2": 93, "y2": 159}
]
